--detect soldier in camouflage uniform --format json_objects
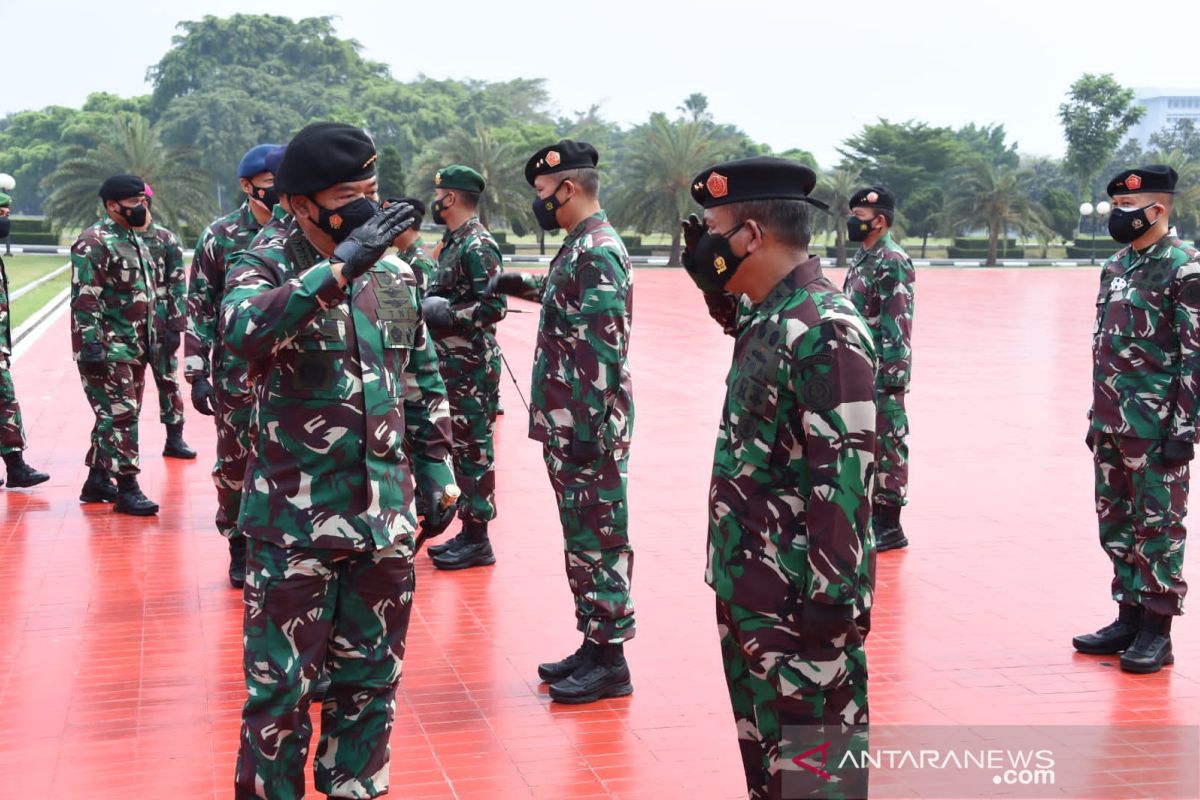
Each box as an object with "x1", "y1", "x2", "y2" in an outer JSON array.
[
  {"x1": 186, "y1": 144, "x2": 281, "y2": 588},
  {"x1": 421, "y1": 166, "x2": 507, "y2": 570},
  {"x1": 139, "y1": 184, "x2": 195, "y2": 460},
  {"x1": 682, "y1": 158, "x2": 876, "y2": 800},
  {"x1": 0, "y1": 193, "x2": 49, "y2": 488},
  {"x1": 222, "y1": 123, "x2": 456, "y2": 800},
  {"x1": 70, "y1": 174, "x2": 160, "y2": 516},
  {"x1": 843, "y1": 186, "x2": 914, "y2": 551},
  {"x1": 1075, "y1": 165, "x2": 1198, "y2": 675},
  {"x1": 488, "y1": 140, "x2": 636, "y2": 704},
  {"x1": 384, "y1": 197, "x2": 435, "y2": 292}
]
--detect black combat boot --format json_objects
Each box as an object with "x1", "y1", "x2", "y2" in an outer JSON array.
[
  {"x1": 427, "y1": 527, "x2": 469, "y2": 557},
  {"x1": 162, "y1": 423, "x2": 197, "y2": 459},
  {"x1": 80, "y1": 466, "x2": 118, "y2": 503},
  {"x1": 3, "y1": 452, "x2": 49, "y2": 488},
  {"x1": 1072, "y1": 604, "x2": 1140, "y2": 654},
  {"x1": 538, "y1": 639, "x2": 597, "y2": 683},
  {"x1": 228, "y1": 536, "x2": 247, "y2": 589},
  {"x1": 114, "y1": 475, "x2": 159, "y2": 516},
  {"x1": 1120, "y1": 611, "x2": 1175, "y2": 673},
  {"x1": 873, "y1": 505, "x2": 908, "y2": 551},
  {"x1": 549, "y1": 642, "x2": 633, "y2": 704},
  {"x1": 432, "y1": 521, "x2": 495, "y2": 570}
]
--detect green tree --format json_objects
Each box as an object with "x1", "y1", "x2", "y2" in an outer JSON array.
[
  {"x1": 954, "y1": 123, "x2": 1019, "y2": 169},
  {"x1": 941, "y1": 162, "x2": 1048, "y2": 266},
  {"x1": 903, "y1": 185, "x2": 944, "y2": 258},
  {"x1": 679, "y1": 93, "x2": 711, "y2": 122},
  {"x1": 838, "y1": 119, "x2": 962, "y2": 206},
  {"x1": 1149, "y1": 119, "x2": 1200, "y2": 160},
  {"x1": 812, "y1": 167, "x2": 862, "y2": 267},
  {"x1": 376, "y1": 144, "x2": 406, "y2": 198},
  {"x1": 1042, "y1": 187, "x2": 1082, "y2": 242},
  {"x1": 43, "y1": 116, "x2": 215, "y2": 234},
  {"x1": 1059, "y1": 73, "x2": 1145, "y2": 199},
  {"x1": 776, "y1": 147, "x2": 818, "y2": 170},
  {"x1": 412, "y1": 122, "x2": 534, "y2": 230},
  {"x1": 608, "y1": 113, "x2": 724, "y2": 266}
]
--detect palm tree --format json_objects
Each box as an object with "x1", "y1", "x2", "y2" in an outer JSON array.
[
  {"x1": 411, "y1": 123, "x2": 529, "y2": 231},
  {"x1": 941, "y1": 161, "x2": 1049, "y2": 266},
  {"x1": 607, "y1": 113, "x2": 723, "y2": 266},
  {"x1": 43, "y1": 115, "x2": 215, "y2": 234},
  {"x1": 812, "y1": 167, "x2": 862, "y2": 267}
]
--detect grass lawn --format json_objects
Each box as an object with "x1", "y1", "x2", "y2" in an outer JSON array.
[
  {"x1": 2, "y1": 254, "x2": 70, "y2": 292},
  {"x1": 10, "y1": 273, "x2": 69, "y2": 330}
]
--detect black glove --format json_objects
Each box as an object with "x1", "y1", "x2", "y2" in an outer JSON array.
[
  {"x1": 800, "y1": 601, "x2": 857, "y2": 644},
  {"x1": 191, "y1": 377, "x2": 217, "y2": 416},
  {"x1": 415, "y1": 487, "x2": 457, "y2": 551},
  {"x1": 1085, "y1": 428, "x2": 1096, "y2": 452},
  {"x1": 421, "y1": 295, "x2": 456, "y2": 335},
  {"x1": 163, "y1": 329, "x2": 182, "y2": 354},
  {"x1": 78, "y1": 342, "x2": 106, "y2": 379},
  {"x1": 486, "y1": 272, "x2": 529, "y2": 297},
  {"x1": 568, "y1": 437, "x2": 606, "y2": 463},
  {"x1": 1163, "y1": 439, "x2": 1195, "y2": 468},
  {"x1": 332, "y1": 202, "x2": 418, "y2": 281},
  {"x1": 680, "y1": 213, "x2": 705, "y2": 271}
]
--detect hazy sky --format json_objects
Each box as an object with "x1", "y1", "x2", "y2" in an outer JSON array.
[{"x1": 2, "y1": 0, "x2": 1196, "y2": 166}]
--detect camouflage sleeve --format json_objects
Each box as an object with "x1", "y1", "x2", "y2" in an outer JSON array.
[
  {"x1": 402, "y1": 283, "x2": 457, "y2": 489},
  {"x1": 570, "y1": 248, "x2": 629, "y2": 443},
  {"x1": 876, "y1": 254, "x2": 914, "y2": 387},
  {"x1": 1170, "y1": 259, "x2": 1200, "y2": 442},
  {"x1": 221, "y1": 255, "x2": 346, "y2": 361},
  {"x1": 70, "y1": 234, "x2": 107, "y2": 355},
  {"x1": 185, "y1": 229, "x2": 220, "y2": 379},
  {"x1": 511, "y1": 271, "x2": 548, "y2": 303},
  {"x1": 795, "y1": 322, "x2": 877, "y2": 605},
  {"x1": 166, "y1": 233, "x2": 187, "y2": 332},
  {"x1": 452, "y1": 240, "x2": 507, "y2": 329}
]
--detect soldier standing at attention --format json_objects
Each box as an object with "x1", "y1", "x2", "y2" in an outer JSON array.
[
  {"x1": 487, "y1": 140, "x2": 636, "y2": 704},
  {"x1": 0, "y1": 192, "x2": 49, "y2": 488},
  {"x1": 682, "y1": 157, "x2": 876, "y2": 799},
  {"x1": 384, "y1": 197, "x2": 435, "y2": 292},
  {"x1": 222, "y1": 122, "x2": 456, "y2": 799},
  {"x1": 70, "y1": 174, "x2": 159, "y2": 516},
  {"x1": 421, "y1": 165, "x2": 507, "y2": 570},
  {"x1": 186, "y1": 143, "x2": 280, "y2": 588},
  {"x1": 139, "y1": 183, "x2": 195, "y2": 460},
  {"x1": 1075, "y1": 165, "x2": 1198, "y2": 674},
  {"x1": 843, "y1": 186, "x2": 914, "y2": 551}
]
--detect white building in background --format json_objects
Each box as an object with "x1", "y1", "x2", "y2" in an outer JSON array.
[{"x1": 1125, "y1": 88, "x2": 1200, "y2": 146}]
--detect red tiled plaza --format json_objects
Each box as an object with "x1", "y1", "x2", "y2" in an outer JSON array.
[{"x1": 0, "y1": 267, "x2": 1197, "y2": 798}]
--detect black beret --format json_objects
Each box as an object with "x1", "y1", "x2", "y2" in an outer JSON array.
[
  {"x1": 275, "y1": 122, "x2": 377, "y2": 196},
  {"x1": 384, "y1": 196, "x2": 426, "y2": 219},
  {"x1": 849, "y1": 186, "x2": 895, "y2": 211},
  {"x1": 691, "y1": 157, "x2": 819, "y2": 208},
  {"x1": 1107, "y1": 164, "x2": 1178, "y2": 197},
  {"x1": 525, "y1": 140, "x2": 599, "y2": 186},
  {"x1": 99, "y1": 174, "x2": 146, "y2": 202}
]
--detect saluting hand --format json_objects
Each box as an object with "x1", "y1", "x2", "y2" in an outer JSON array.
[
  {"x1": 680, "y1": 213, "x2": 705, "y2": 270},
  {"x1": 334, "y1": 202, "x2": 418, "y2": 281}
]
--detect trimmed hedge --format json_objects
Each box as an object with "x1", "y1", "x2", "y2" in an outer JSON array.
[
  {"x1": 953, "y1": 237, "x2": 1018, "y2": 249},
  {"x1": 6, "y1": 217, "x2": 53, "y2": 235},
  {"x1": 947, "y1": 246, "x2": 1025, "y2": 258},
  {"x1": 9, "y1": 232, "x2": 59, "y2": 245}
]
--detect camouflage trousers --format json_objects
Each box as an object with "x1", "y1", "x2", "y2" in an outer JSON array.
[
  {"x1": 213, "y1": 389, "x2": 254, "y2": 540},
  {"x1": 149, "y1": 346, "x2": 185, "y2": 426},
  {"x1": 0, "y1": 358, "x2": 27, "y2": 455},
  {"x1": 542, "y1": 445, "x2": 635, "y2": 644},
  {"x1": 873, "y1": 389, "x2": 908, "y2": 508},
  {"x1": 717, "y1": 598, "x2": 870, "y2": 800},
  {"x1": 441, "y1": 350, "x2": 499, "y2": 524},
  {"x1": 78, "y1": 360, "x2": 146, "y2": 476},
  {"x1": 236, "y1": 539, "x2": 415, "y2": 800},
  {"x1": 1094, "y1": 432, "x2": 1189, "y2": 616}
]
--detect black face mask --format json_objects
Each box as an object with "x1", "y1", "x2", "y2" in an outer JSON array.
[
  {"x1": 1108, "y1": 204, "x2": 1158, "y2": 244},
  {"x1": 310, "y1": 196, "x2": 378, "y2": 243},
  {"x1": 0, "y1": 218, "x2": 10, "y2": 239},
  {"x1": 532, "y1": 181, "x2": 567, "y2": 231},
  {"x1": 431, "y1": 196, "x2": 450, "y2": 226},
  {"x1": 119, "y1": 203, "x2": 148, "y2": 228},
  {"x1": 685, "y1": 223, "x2": 747, "y2": 294},
  {"x1": 846, "y1": 215, "x2": 876, "y2": 243},
  {"x1": 249, "y1": 183, "x2": 279, "y2": 211}
]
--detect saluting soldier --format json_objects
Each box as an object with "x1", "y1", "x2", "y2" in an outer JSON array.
[{"x1": 682, "y1": 157, "x2": 876, "y2": 799}]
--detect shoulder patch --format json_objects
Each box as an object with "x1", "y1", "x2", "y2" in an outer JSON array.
[{"x1": 797, "y1": 353, "x2": 836, "y2": 411}]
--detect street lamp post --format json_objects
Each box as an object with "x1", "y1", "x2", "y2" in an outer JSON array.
[
  {"x1": 0, "y1": 173, "x2": 14, "y2": 257},
  {"x1": 1079, "y1": 200, "x2": 1111, "y2": 266}
]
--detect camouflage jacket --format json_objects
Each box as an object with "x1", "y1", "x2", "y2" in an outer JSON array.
[
  {"x1": 427, "y1": 216, "x2": 506, "y2": 367},
  {"x1": 0, "y1": 255, "x2": 10, "y2": 355},
  {"x1": 185, "y1": 202, "x2": 263, "y2": 392},
  {"x1": 221, "y1": 219, "x2": 455, "y2": 552},
  {"x1": 142, "y1": 222, "x2": 187, "y2": 334},
  {"x1": 70, "y1": 218, "x2": 156, "y2": 363},
  {"x1": 401, "y1": 236, "x2": 437, "y2": 292},
  {"x1": 843, "y1": 231, "x2": 915, "y2": 389},
  {"x1": 1091, "y1": 233, "x2": 1200, "y2": 442},
  {"x1": 704, "y1": 258, "x2": 877, "y2": 617},
  {"x1": 508, "y1": 211, "x2": 634, "y2": 451}
]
